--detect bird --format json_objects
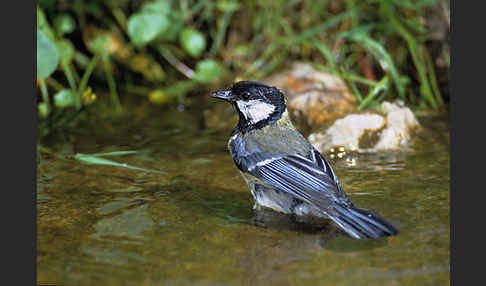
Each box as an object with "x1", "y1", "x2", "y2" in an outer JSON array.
[{"x1": 211, "y1": 80, "x2": 399, "y2": 239}]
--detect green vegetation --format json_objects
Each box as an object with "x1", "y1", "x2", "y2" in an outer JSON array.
[
  {"x1": 37, "y1": 0, "x2": 449, "y2": 134},
  {"x1": 74, "y1": 151, "x2": 165, "y2": 173}
]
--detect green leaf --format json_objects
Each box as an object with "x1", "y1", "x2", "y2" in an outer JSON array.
[
  {"x1": 38, "y1": 102, "x2": 50, "y2": 118},
  {"x1": 37, "y1": 29, "x2": 59, "y2": 79},
  {"x1": 55, "y1": 39, "x2": 75, "y2": 66},
  {"x1": 53, "y1": 89, "x2": 77, "y2": 108},
  {"x1": 216, "y1": 0, "x2": 241, "y2": 12},
  {"x1": 127, "y1": 13, "x2": 169, "y2": 46},
  {"x1": 53, "y1": 13, "x2": 76, "y2": 36},
  {"x1": 141, "y1": 0, "x2": 172, "y2": 14},
  {"x1": 37, "y1": 6, "x2": 55, "y2": 40},
  {"x1": 87, "y1": 32, "x2": 112, "y2": 56},
  {"x1": 148, "y1": 89, "x2": 173, "y2": 104},
  {"x1": 157, "y1": 11, "x2": 183, "y2": 42},
  {"x1": 193, "y1": 59, "x2": 224, "y2": 83},
  {"x1": 180, "y1": 28, "x2": 206, "y2": 58}
]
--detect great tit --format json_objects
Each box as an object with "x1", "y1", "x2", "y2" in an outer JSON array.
[{"x1": 211, "y1": 81, "x2": 398, "y2": 239}]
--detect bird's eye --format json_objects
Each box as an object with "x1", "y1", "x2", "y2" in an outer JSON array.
[{"x1": 243, "y1": 91, "x2": 251, "y2": 99}]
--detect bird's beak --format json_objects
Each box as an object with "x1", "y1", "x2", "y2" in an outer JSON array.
[{"x1": 211, "y1": 89, "x2": 234, "y2": 102}]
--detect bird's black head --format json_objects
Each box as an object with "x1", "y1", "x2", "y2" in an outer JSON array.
[{"x1": 211, "y1": 81, "x2": 286, "y2": 133}]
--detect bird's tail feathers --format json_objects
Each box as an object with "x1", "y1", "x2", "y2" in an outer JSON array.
[{"x1": 330, "y1": 203, "x2": 399, "y2": 239}]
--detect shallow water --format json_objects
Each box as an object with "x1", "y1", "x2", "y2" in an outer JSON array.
[{"x1": 37, "y1": 103, "x2": 450, "y2": 286}]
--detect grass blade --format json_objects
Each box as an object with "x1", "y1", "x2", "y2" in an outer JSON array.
[
  {"x1": 209, "y1": 0, "x2": 236, "y2": 56},
  {"x1": 343, "y1": 33, "x2": 405, "y2": 100},
  {"x1": 311, "y1": 39, "x2": 337, "y2": 72},
  {"x1": 383, "y1": 2, "x2": 437, "y2": 108},
  {"x1": 102, "y1": 55, "x2": 121, "y2": 111},
  {"x1": 283, "y1": 8, "x2": 357, "y2": 46},
  {"x1": 87, "y1": 150, "x2": 140, "y2": 157},
  {"x1": 358, "y1": 75, "x2": 389, "y2": 111},
  {"x1": 74, "y1": 153, "x2": 164, "y2": 174}
]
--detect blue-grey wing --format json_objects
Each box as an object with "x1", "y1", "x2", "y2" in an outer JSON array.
[{"x1": 244, "y1": 148, "x2": 350, "y2": 210}]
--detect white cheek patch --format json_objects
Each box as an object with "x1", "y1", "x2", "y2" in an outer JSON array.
[
  {"x1": 236, "y1": 100, "x2": 249, "y2": 119},
  {"x1": 236, "y1": 100, "x2": 275, "y2": 124}
]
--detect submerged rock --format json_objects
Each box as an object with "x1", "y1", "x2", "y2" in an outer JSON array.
[{"x1": 309, "y1": 101, "x2": 420, "y2": 153}]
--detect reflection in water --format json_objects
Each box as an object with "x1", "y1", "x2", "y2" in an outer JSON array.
[
  {"x1": 323, "y1": 236, "x2": 388, "y2": 252},
  {"x1": 334, "y1": 150, "x2": 408, "y2": 172},
  {"x1": 249, "y1": 207, "x2": 339, "y2": 236},
  {"x1": 96, "y1": 197, "x2": 140, "y2": 215},
  {"x1": 248, "y1": 207, "x2": 389, "y2": 252},
  {"x1": 80, "y1": 244, "x2": 146, "y2": 266},
  {"x1": 91, "y1": 203, "x2": 155, "y2": 241}
]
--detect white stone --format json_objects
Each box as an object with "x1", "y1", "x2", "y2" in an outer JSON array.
[
  {"x1": 309, "y1": 113, "x2": 385, "y2": 151},
  {"x1": 308, "y1": 101, "x2": 420, "y2": 152},
  {"x1": 374, "y1": 101, "x2": 420, "y2": 150}
]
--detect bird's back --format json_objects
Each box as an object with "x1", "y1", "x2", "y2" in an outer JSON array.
[{"x1": 230, "y1": 113, "x2": 312, "y2": 158}]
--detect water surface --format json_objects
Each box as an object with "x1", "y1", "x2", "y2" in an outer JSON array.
[{"x1": 37, "y1": 103, "x2": 450, "y2": 285}]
